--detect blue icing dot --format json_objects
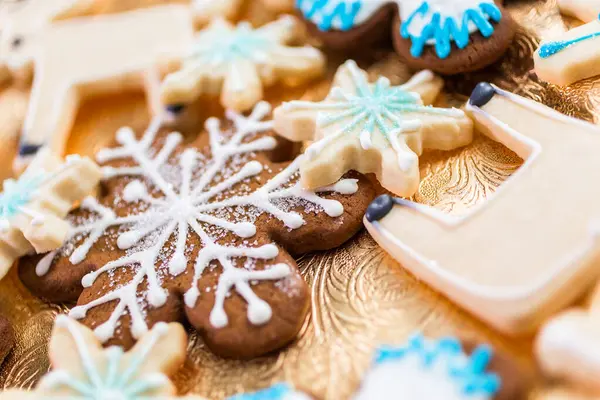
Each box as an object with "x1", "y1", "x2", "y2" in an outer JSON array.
[
  {"x1": 401, "y1": 1, "x2": 502, "y2": 59},
  {"x1": 373, "y1": 333, "x2": 501, "y2": 397},
  {"x1": 539, "y1": 15, "x2": 600, "y2": 58},
  {"x1": 228, "y1": 383, "x2": 294, "y2": 400}
]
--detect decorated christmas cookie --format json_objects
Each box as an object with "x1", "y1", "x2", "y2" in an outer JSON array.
[
  {"x1": 160, "y1": 16, "x2": 325, "y2": 113},
  {"x1": 536, "y1": 283, "x2": 600, "y2": 392},
  {"x1": 534, "y1": 15, "x2": 600, "y2": 86},
  {"x1": 262, "y1": 0, "x2": 296, "y2": 13},
  {"x1": 364, "y1": 82, "x2": 600, "y2": 334},
  {"x1": 296, "y1": 0, "x2": 515, "y2": 74},
  {"x1": 0, "y1": 149, "x2": 100, "y2": 281},
  {"x1": 229, "y1": 383, "x2": 312, "y2": 400},
  {"x1": 15, "y1": 4, "x2": 196, "y2": 172},
  {"x1": 0, "y1": 0, "x2": 94, "y2": 82},
  {"x1": 353, "y1": 334, "x2": 526, "y2": 400},
  {"x1": 192, "y1": 0, "x2": 244, "y2": 25},
  {"x1": 0, "y1": 315, "x2": 13, "y2": 366},
  {"x1": 19, "y1": 102, "x2": 374, "y2": 358},
  {"x1": 0, "y1": 316, "x2": 204, "y2": 400},
  {"x1": 273, "y1": 60, "x2": 473, "y2": 197},
  {"x1": 558, "y1": 0, "x2": 600, "y2": 22}
]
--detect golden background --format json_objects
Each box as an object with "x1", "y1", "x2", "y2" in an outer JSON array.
[{"x1": 0, "y1": 0, "x2": 595, "y2": 398}]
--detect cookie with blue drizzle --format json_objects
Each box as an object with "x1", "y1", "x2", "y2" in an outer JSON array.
[
  {"x1": 353, "y1": 333, "x2": 528, "y2": 400},
  {"x1": 296, "y1": 0, "x2": 515, "y2": 74}
]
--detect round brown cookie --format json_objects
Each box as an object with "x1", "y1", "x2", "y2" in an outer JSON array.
[
  {"x1": 19, "y1": 103, "x2": 375, "y2": 359},
  {"x1": 392, "y1": 3, "x2": 516, "y2": 75},
  {"x1": 463, "y1": 340, "x2": 531, "y2": 400},
  {"x1": 300, "y1": 3, "x2": 397, "y2": 51},
  {"x1": 0, "y1": 315, "x2": 14, "y2": 365}
]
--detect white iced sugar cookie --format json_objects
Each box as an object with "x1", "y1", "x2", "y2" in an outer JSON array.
[
  {"x1": 0, "y1": 316, "x2": 205, "y2": 400},
  {"x1": 0, "y1": 0, "x2": 94, "y2": 82},
  {"x1": 364, "y1": 82, "x2": 600, "y2": 334},
  {"x1": 16, "y1": 4, "x2": 196, "y2": 172},
  {"x1": 353, "y1": 334, "x2": 500, "y2": 400},
  {"x1": 0, "y1": 149, "x2": 100, "y2": 281},
  {"x1": 273, "y1": 60, "x2": 473, "y2": 196},
  {"x1": 558, "y1": 0, "x2": 600, "y2": 22},
  {"x1": 160, "y1": 16, "x2": 325, "y2": 113},
  {"x1": 534, "y1": 16, "x2": 600, "y2": 86}
]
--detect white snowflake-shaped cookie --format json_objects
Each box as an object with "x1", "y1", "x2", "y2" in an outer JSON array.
[
  {"x1": 160, "y1": 16, "x2": 325, "y2": 112},
  {"x1": 273, "y1": 60, "x2": 474, "y2": 196},
  {"x1": 25, "y1": 102, "x2": 371, "y2": 358},
  {"x1": 0, "y1": 316, "x2": 204, "y2": 400},
  {"x1": 0, "y1": 149, "x2": 100, "y2": 280}
]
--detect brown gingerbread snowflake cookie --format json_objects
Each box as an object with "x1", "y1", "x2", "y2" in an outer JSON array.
[
  {"x1": 19, "y1": 102, "x2": 375, "y2": 359},
  {"x1": 296, "y1": 0, "x2": 515, "y2": 74}
]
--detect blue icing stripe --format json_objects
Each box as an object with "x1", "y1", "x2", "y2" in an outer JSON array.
[
  {"x1": 0, "y1": 175, "x2": 43, "y2": 220},
  {"x1": 400, "y1": 1, "x2": 502, "y2": 59},
  {"x1": 538, "y1": 14, "x2": 600, "y2": 58},
  {"x1": 228, "y1": 383, "x2": 294, "y2": 400},
  {"x1": 296, "y1": 0, "x2": 363, "y2": 31},
  {"x1": 374, "y1": 333, "x2": 501, "y2": 397}
]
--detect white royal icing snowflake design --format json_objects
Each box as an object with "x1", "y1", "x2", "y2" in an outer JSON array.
[{"x1": 53, "y1": 102, "x2": 357, "y2": 343}]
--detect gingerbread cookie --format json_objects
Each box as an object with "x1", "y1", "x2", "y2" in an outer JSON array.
[
  {"x1": 273, "y1": 60, "x2": 473, "y2": 197},
  {"x1": 262, "y1": 0, "x2": 295, "y2": 13},
  {"x1": 534, "y1": 15, "x2": 600, "y2": 86},
  {"x1": 558, "y1": 0, "x2": 600, "y2": 22},
  {"x1": 19, "y1": 102, "x2": 374, "y2": 358},
  {"x1": 160, "y1": 16, "x2": 325, "y2": 113},
  {"x1": 0, "y1": 315, "x2": 13, "y2": 366},
  {"x1": 296, "y1": 1, "x2": 515, "y2": 74},
  {"x1": 0, "y1": 0, "x2": 94, "y2": 82},
  {"x1": 365, "y1": 82, "x2": 600, "y2": 334},
  {"x1": 536, "y1": 282, "x2": 600, "y2": 392},
  {"x1": 15, "y1": 4, "x2": 196, "y2": 171},
  {"x1": 353, "y1": 333, "x2": 527, "y2": 400},
  {"x1": 0, "y1": 149, "x2": 100, "y2": 280},
  {"x1": 229, "y1": 383, "x2": 312, "y2": 400},
  {"x1": 0, "y1": 316, "x2": 204, "y2": 399}
]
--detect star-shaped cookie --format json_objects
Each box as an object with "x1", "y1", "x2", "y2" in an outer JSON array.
[
  {"x1": 273, "y1": 60, "x2": 473, "y2": 196},
  {"x1": 160, "y1": 16, "x2": 325, "y2": 113}
]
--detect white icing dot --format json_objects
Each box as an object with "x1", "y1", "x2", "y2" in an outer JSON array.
[
  {"x1": 117, "y1": 231, "x2": 139, "y2": 249},
  {"x1": 69, "y1": 306, "x2": 87, "y2": 319},
  {"x1": 81, "y1": 272, "x2": 96, "y2": 288},
  {"x1": 168, "y1": 253, "x2": 188, "y2": 275},
  {"x1": 184, "y1": 287, "x2": 200, "y2": 308},
  {"x1": 122, "y1": 180, "x2": 148, "y2": 203},
  {"x1": 284, "y1": 212, "x2": 305, "y2": 229},
  {"x1": 321, "y1": 200, "x2": 344, "y2": 217},
  {"x1": 115, "y1": 127, "x2": 135, "y2": 144},
  {"x1": 209, "y1": 308, "x2": 228, "y2": 329},
  {"x1": 147, "y1": 288, "x2": 167, "y2": 307},
  {"x1": 247, "y1": 299, "x2": 272, "y2": 325},
  {"x1": 234, "y1": 222, "x2": 256, "y2": 238},
  {"x1": 94, "y1": 322, "x2": 116, "y2": 343}
]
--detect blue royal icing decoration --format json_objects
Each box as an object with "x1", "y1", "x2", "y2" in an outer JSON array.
[
  {"x1": 538, "y1": 14, "x2": 600, "y2": 58},
  {"x1": 296, "y1": 0, "x2": 502, "y2": 59},
  {"x1": 0, "y1": 174, "x2": 43, "y2": 228},
  {"x1": 353, "y1": 333, "x2": 501, "y2": 400},
  {"x1": 229, "y1": 383, "x2": 311, "y2": 400}
]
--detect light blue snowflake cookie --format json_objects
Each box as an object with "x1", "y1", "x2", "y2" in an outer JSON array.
[
  {"x1": 295, "y1": 0, "x2": 513, "y2": 74},
  {"x1": 353, "y1": 334, "x2": 503, "y2": 400}
]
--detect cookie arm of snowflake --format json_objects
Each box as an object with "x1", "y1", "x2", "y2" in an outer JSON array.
[
  {"x1": 0, "y1": 149, "x2": 101, "y2": 280},
  {"x1": 273, "y1": 60, "x2": 473, "y2": 196},
  {"x1": 191, "y1": 0, "x2": 244, "y2": 26}
]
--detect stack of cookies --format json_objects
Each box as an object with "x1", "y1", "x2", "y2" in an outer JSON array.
[{"x1": 0, "y1": 0, "x2": 599, "y2": 399}]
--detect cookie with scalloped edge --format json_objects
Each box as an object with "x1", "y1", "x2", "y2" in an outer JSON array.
[
  {"x1": 296, "y1": 0, "x2": 515, "y2": 74},
  {"x1": 18, "y1": 102, "x2": 375, "y2": 359}
]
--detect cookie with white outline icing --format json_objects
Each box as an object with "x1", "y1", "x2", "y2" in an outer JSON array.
[
  {"x1": 353, "y1": 333, "x2": 528, "y2": 400},
  {"x1": 160, "y1": 15, "x2": 325, "y2": 113},
  {"x1": 273, "y1": 60, "x2": 473, "y2": 197},
  {"x1": 19, "y1": 102, "x2": 375, "y2": 358},
  {"x1": 0, "y1": 316, "x2": 205, "y2": 400},
  {"x1": 296, "y1": 0, "x2": 515, "y2": 74}
]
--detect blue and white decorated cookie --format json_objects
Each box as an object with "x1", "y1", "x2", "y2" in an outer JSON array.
[
  {"x1": 353, "y1": 334, "x2": 526, "y2": 400},
  {"x1": 296, "y1": 0, "x2": 515, "y2": 74}
]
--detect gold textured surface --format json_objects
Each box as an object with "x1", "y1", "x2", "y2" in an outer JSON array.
[{"x1": 0, "y1": 0, "x2": 595, "y2": 398}]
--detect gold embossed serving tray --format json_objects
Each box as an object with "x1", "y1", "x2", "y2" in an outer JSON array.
[{"x1": 0, "y1": 0, "x2": 596, "y2": 398}]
